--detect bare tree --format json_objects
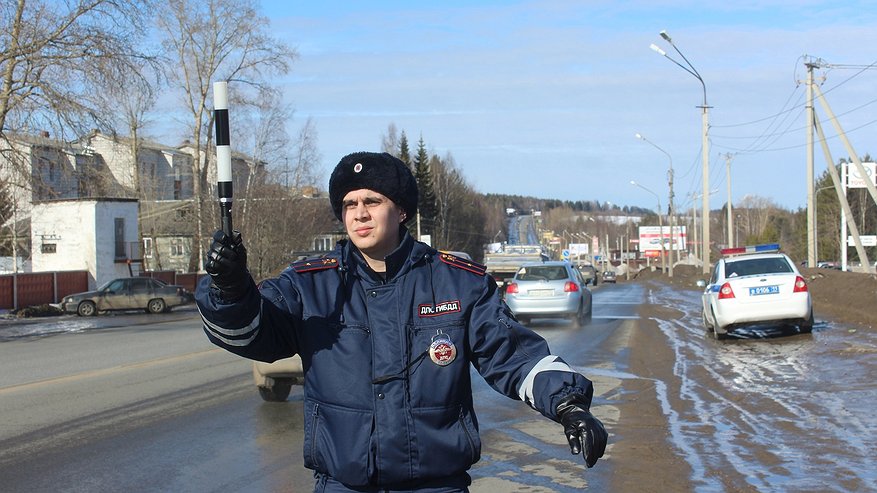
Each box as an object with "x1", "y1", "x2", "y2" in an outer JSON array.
[
  {"x1": 155, "y1": 0, "x2": 297, "y2": 272},
  {"x1": 430, "y1": 152, "x2": 488, "y2": 258},
  {"x1": 0, "y1": 0, "x2": 152, "y2": 138},
  {"x1": 0, "y1": 0, "x2": 153, "y2": 269},
  {"x1": 231, "y1": 89, "x2": 324, "y2": 278},
  {"x1": 381, "y1": 123, "x2": 399, "y2": 156},
  {"x1": 287, "y1": 118, "x2": 325, "y2": 192},
  {"x1": 235, "y1": 86, "x2": 291, "y2": 227}
]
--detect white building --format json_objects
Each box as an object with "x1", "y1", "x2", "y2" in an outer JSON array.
[{"x1": 31, "y1": 198, "x2": 139, "y2": 289}]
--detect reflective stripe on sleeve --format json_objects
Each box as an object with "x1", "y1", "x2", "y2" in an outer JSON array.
[
  {"x1": 518, "y1": 355, "x2": 576, "y2": 407},
  {"x1": 198, "y1": 301, "x2": 262, "y2": 347}
]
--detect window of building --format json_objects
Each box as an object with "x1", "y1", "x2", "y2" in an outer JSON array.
[
  {"x1": 114, "y1": 218, "x2": 126, "y2": 258},
  {"x1": 41, "y1": 243, "x2": 57, "y2": 254},
  {"x1": 171, "y1": 238, "x2": 184, "y2": 256},
  {"x1": 314, "y1": 235, "x2": 333, "y2": 251}
]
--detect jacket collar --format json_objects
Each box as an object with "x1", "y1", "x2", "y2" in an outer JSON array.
[{"x1": 343, "y1": 226, "x2": 432, "y2": 283}]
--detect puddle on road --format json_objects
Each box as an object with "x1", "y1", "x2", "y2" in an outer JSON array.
[{"x1": 646, "y1": 286, "x2": 877, "y2": 492}]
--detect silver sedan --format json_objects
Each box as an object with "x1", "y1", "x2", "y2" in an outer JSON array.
[{"x1": 504, "y1": 261, "x2": 593, "y2": 327}]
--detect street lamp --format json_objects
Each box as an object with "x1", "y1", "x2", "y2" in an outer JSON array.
[
  {"x1": 635, "y1": 132, "x2": 675, "y2": 277},
  {"x1": 652, "y1": 30, "x2": 711, "y2": 275},
  {"x1": 630, "y1": 180, "x2": 666, "y2": 273}
]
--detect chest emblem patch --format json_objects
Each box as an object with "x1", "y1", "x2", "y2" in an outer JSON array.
[
  {"x1": 418, "y1": 300, "x2": 461, "y2": 317},
  {"x1": 429, "y1": 330, "x2": 457, "y2": 366}
]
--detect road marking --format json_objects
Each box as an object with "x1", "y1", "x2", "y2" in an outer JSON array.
[{"x1": 0, "y1": 347, "x2": 224, "y2": 394}]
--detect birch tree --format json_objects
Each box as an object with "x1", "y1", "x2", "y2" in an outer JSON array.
[{"x1": 156, "y1": 0, "x2": 296, "y2": 272}]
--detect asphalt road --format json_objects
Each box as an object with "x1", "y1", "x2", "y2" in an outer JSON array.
[
  {"x1": 1, "y1": 280, "x2": 875, "y2": 492},
  {"x1": 0, "y1": 299, "x2": 628, "y2": 493}
]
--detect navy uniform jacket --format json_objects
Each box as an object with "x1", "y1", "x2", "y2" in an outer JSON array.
[{"x1": 196, "y1": 229, "x2": 595, "y2": 488}]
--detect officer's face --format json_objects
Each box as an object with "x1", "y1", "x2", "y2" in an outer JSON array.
[{"x1": 341, "y1": 189, "x2": 406, "y2": 261}]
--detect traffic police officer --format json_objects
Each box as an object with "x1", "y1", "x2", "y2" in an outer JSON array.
[{"x1": 197, "y1": 151, "x2": 607, "y2": 492}]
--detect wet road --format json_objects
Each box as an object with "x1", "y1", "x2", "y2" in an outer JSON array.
[{"x1": 1, "y1": 282, "x2": 875, "y2": 492}]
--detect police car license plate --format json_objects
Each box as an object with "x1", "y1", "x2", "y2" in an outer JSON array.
[
  {"x1": 528, "y1": 289, "x2": 554, "y2": 296},
  {"x1": 749, "y1": 285, "x2": 779, "y2": 296}
]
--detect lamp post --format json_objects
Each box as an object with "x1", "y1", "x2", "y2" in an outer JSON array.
[
  {"x1": 635, "y1": 132, "x2": 675, "y2": 277},
  {"x1": 562, "y1": 229, "x2": 573, "y2": 262},
  {"x1": 575, "y1": 232, "x2": 594, "y2": 264},
  {"x1": 630, "y1": 180, "x2": 665, "y2": 273},
  {"x1": 652, "y1": 30, "x2": 711, "y2": 274}
]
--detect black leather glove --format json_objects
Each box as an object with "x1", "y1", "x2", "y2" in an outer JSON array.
[
  {"x1": 204, "y1": 230, "x2": 250, "y2": 302},
  {"x1": 556, "y1": 393, "x2": 607, "y2": 468}
]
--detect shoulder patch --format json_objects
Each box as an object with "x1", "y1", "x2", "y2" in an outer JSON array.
[
  {"x1": 439, "y1": 252, "x2": 487, "y2": 276},
  {"x1": 291, "y1": 257, "x2": 339, "y2": 273}
]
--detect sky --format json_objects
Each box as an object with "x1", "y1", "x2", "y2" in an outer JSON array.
[{"x1": 251, "y1": 0, "x2": 877, "y2": 213}]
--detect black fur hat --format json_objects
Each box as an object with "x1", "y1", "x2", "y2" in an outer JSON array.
[{"x1": 329, "y1": 152, "x2": 419, "y2": 221}]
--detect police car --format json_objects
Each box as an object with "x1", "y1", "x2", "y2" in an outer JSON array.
[{"x1": 701, "y1": 244, "x2": 813, "y2": 339}]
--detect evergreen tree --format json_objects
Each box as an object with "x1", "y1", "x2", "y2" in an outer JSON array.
[
  {"x1": 398, "y1": 131, "x2": 411, "y2": 167},
  {"x1": 414, "y1": 136, "x2": 437, "y2": 235}
]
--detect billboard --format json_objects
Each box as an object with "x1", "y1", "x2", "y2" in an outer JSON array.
[
  {"x1": 569, "y1": 242, "x2": 589, "y2": 257},
  {"x1": 638, "y1": 225, "x2": 687, "y2": 252},
  {"x1": 847, "y1": 162, "x2": 876, "y2": 188}
]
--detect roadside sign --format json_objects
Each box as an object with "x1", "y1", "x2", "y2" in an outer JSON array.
[
  {"x1": 561, "y1": 249, "x2": 570, "y2": 260},
  {"x1": 848, "y1": 235, "x2": 877, "y2": 247}
]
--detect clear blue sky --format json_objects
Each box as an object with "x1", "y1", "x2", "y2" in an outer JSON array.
[{"x1": 257, "y1": 0, "x2": 877, "y2": 212}]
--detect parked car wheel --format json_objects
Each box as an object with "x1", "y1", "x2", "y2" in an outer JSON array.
[
  {"x1": 77, "y1": 300, "x2": 96, "y2": 317},
  {"x1": 710, "y1": 308, "x2": 726, "y2": 340},
  {"x1": 258, "y1": 378, "x2": 293, "y2": 402},
  {"x1": 800, "y1": 312, "x2": 814, "y2": 333},
  {"x1": 253, "y1": 357, "x2": 302, "y2": 402},
  {"x1": 147, "y1": 298, "x2": 166, "y2": 314}
]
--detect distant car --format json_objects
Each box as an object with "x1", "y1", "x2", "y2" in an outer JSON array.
[
  {"x1": 601, "y1": 270, "x2": 617, "y2": 283},
  {"x1": 701, "y1": 243, "x2": 813, "y2": 339},
  {"x1": 253, "y1": 356, "x2": 303, "y2": 402},
  {"x1": 60, "y1": 277, "x2": 194, "y2": 316},
  {"x1": 504, "y1": 261, "x2": 592, "y2": 327},
  {"x1": 577, "y1": 264, "x2": 598, "y2": 285}
]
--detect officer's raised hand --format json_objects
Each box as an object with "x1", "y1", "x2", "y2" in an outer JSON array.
[
  {"x1": 205, "y1": 230, "x2": 250, "y2": 302},
  {"x1": 556, "y1": 393, "x2": 607, "y2": 468}
]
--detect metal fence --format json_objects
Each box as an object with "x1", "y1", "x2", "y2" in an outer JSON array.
[
  {"x1": 0, "y1": 271, "x2": 89, "y2": 310},
  {"x1": 0, "y1": 270, "x2": 205, "y2": 311}
]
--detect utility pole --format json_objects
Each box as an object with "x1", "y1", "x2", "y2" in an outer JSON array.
[
  {"x1": 724, "y1": 153, "x2": 734, "y2": 248},
  {"x1": 668, "y1": 166, "x2": 675, "y2": 278},
  {"x1": 805, "y1": 60, "x2": 817, "y2": 268}
]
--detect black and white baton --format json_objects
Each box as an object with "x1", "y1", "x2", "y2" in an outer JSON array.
[{"x1": 213, "y1": 81, "x2": 233, "y2": 236}]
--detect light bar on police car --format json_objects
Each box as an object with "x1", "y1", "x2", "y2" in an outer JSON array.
[{"x1": 720, "y1": 243, "x2": 781, "y2": 256}]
